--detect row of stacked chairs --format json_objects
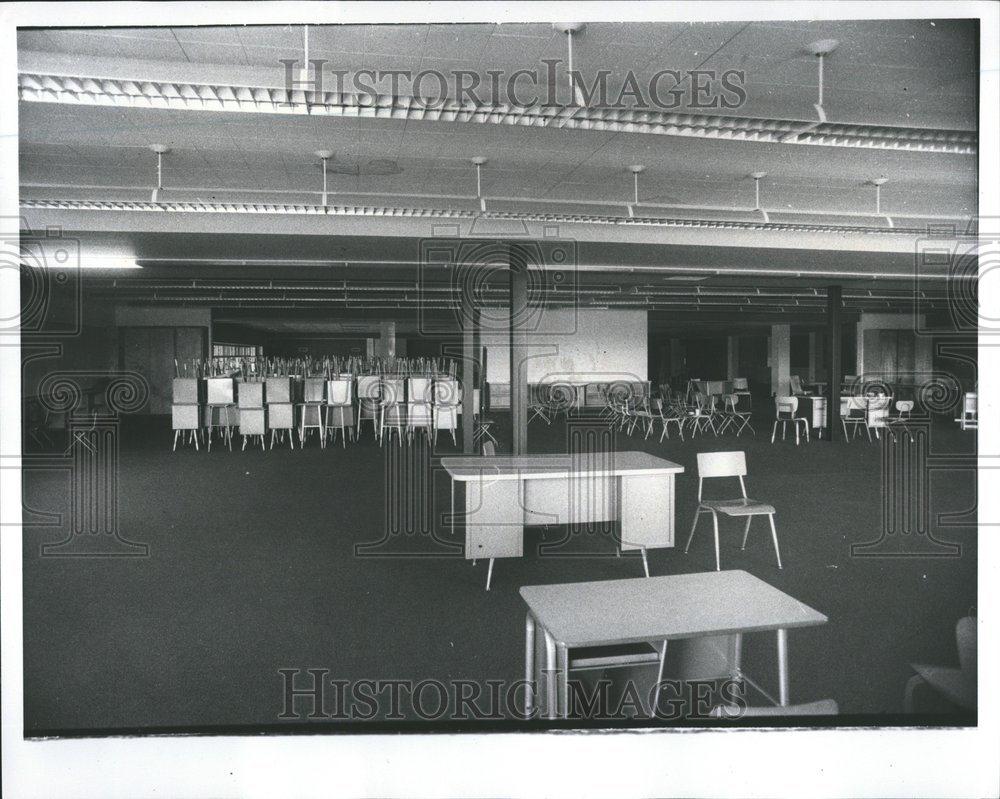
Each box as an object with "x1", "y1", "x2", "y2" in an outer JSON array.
[{"x1": 171, "y1": 375, "x2": 485, "y2": 451}]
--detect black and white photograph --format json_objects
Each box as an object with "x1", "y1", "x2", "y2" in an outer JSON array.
[{"x1": 1, "y1": 1, "x2": 997, "y2": 796}]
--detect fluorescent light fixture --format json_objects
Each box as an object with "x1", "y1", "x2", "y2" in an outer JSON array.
[{"x1": 18, "y1": 72, "x2": 977, "y2": 155}]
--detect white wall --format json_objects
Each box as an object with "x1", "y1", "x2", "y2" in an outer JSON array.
[{"x1": 483, "y1": 309, "x2": 647, "y2": 384}]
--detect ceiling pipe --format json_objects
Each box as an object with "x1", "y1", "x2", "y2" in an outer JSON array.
[
  {"x1": 782, "y1": 39, "x2": 838, "y2": 143},
  {"x1": 749, "y1": 172, "x2": 769, "y2": 222},
  {"x1": 554, "y1": 23, "x2": 587, "y2": 106},
  {"x1": 149, "y1": 144, "x2": 169, "y2": 203},
  {"x1": 315, "y1": 150, "x2": 333, "y2": 206}
]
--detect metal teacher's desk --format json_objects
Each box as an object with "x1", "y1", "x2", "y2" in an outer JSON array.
[
  {"x1": 520, "y1": 570, "x2": 828, "y2": 719},
  {"x1": 441, "y1": 452, "x2": 684, "y2": 590}
]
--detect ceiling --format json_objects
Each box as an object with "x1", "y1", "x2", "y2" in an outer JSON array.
[{"x1": 15, "y1": 20, "x2": 980, "y2": 320}]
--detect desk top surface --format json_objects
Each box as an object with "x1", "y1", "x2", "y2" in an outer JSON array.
[
  {"x1": 441, "y1": 451, "x2": 684, "y2": 481},
  {"x1": 520, "y1": 570, "x2": 826, "y2": 647}
]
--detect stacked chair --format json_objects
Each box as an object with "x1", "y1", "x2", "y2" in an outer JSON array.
[
  {"x1": 266, "y1": 374, "x2": 296, "y2": 449},
  {"x1": 325, "y1": 375, "x2": 354, "y2": 447},
  {"x1": 171, "y1": 376, "x2": 202, "y2": 451},
  {"x1": 238, "y1": 379, "x2": 266, "y2": 451}
]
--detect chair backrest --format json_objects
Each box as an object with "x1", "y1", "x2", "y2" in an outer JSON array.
[
  {"x1": 381, "y1": 377, "x2": 405, "y2": 406},
  {"x1": 847, "y1": 396, "x2": 867, "y2": 414},
  {"x1": 965, "y1": 393, "x2": 978, "y2": 415},
  {"x1": 434, "y1": 377, "x2": 461, "y2": 407},
  {"x1": 956, "y1": 616, "x2": 977, "y2": 675},
  {"x1": 711, "y1": 699, "x2": 839, "y2": 718},
  {"x1": 327, "y1": 378, "x2": 352, "y2": 405},
  {"x1": 408, "y1": 377, "x2": 433, "y2": 404},
  {"x1": 722, "y1": 393, "x2": 738, "y2": 411},
  {"x1": 697, "y1": 451, "x2": 747, "y2": 479},
  {"x1": 789, "y1": 375, "x2": 804, "y2": 395},
  {"x1": 732, "y1": 377, "x2": 749, "y2": 391},
  {"x1": 775, "y1": 396, "x2": 798, "y2": 418},
  {"x1": 357, "y1": 375, "x2": 381, "y2": 402},
  {"x1": 303, "y1": 377, "x2": 326, "y2": 403},
  {"x1": 482, "y1": 440, "x2": 496, "y2": 457},
  {"x1": 896, "y1": 400, "x2": 913, "y2": 414}
]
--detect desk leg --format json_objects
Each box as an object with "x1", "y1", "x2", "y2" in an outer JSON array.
[
  {"x1": 776, "y1": 628, "x2": 789, "y2": 706},
  {"x1": 557, "y1": 643, "x2": 569, "y2": 719},
  {"x1": 524, "y1": 613, "x2": 535, "y2": 720},
  {"x1": 651, "y1": 639, "x2": 668, "y2": 717},
  {"x1": 544, "y1": 631, "x2": 557, "y2": 720},
  {"x1": 450, "y1": 479, "x2": 455, "y2": 539}
]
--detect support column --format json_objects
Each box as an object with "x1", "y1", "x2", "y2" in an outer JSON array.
[
  {"x1": 378, "y1": 320, "x2": 396, "y2": 359},
  {"x1": 669, "y1": 338, "x2": 683, "y2": 379},
  {"x1": 769, "y1": 325, "x2": 790, "y2": 398},
  {"x1": 726, "y1": 335, "x2": 739, "y2": 379},
  {"x1": 509, "y1": 252, "x2": 529, "y2": 456},
  {"x1": 462, "y1": 295, "x2": 477, "y2": 454},
  {"x1": 807, "y1": 332, "x2": 818, "y2": 382},
  {"x1": 826, "y1": 286, "x2": 842, "y2": 441}
]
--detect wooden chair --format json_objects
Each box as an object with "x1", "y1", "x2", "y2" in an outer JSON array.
[
  {"x1": 771, "y1": 396, "x2": 809, "y2": 445},
  {"x1": 685, "y1": 451, "x2": 782, "y2": 571}
]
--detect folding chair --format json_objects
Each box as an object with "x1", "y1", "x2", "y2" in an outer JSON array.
[{"x1": 685, "y1": 451, "x2": 783, "y2": 571}]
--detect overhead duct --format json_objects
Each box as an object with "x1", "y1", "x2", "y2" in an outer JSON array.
[{"x1": 18, "y1": 72, "x2": 977, "y2": 155}]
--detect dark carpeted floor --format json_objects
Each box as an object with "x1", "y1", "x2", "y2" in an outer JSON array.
[{"x1": 21, "y1": 407, "x2": 978, "y2": 734}]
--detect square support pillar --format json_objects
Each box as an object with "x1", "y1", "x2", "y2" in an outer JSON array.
[
  {"x1": 769, "y1": 325, "x2": 790, "y2": 398},
  {"x1": 509, "y1": 255, "x2": 529, "y2": 456},
  {"x1": 825, "y1": 286, "x2": 842, "y2": 441},
  {"x1": 378, "y1": 320, "x2": 396, "y2": 359},
  {"x1": 807, "y1": 332, "x2": 818, "y2": 382},
  {"x1": 462, "y1": 298, "x2": 477, "y2": 454}
]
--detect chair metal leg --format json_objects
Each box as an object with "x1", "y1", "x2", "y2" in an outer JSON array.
[
  {"x1": 767, "y1": 513, "x2": 783, "y2": 569},
  {"x1": 795, "y1": 423, "x2": 799, "y2": 446},
  {"x1": 173, "y1": 430, "x2": 179, "y2": 451},
  {"x1": 641, "y1": 547, "x2": 649, "y2": 578},
  {"x1": 684, "y1": 508, "x2": 701, "y2": 553},
  {"x1": 741, "y1": 516, "x2": 752, "y2": 550},
  {"x1": 486, "y1": 558, "x2": 494, "y2": 591},
  {"x1": 711, "y1": 511, "x2": 721, "y2": 571}
]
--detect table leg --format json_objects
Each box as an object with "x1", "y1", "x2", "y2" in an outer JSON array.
[
  {"x1": 523, "y1": 614, "x2": 536, "y2": 721},
  {"x1": 651, "y1": 639, "x2": 668, "y2": 717},
  {"x1": 450, "y1": 479, "x2": 455, "y2": 539},
  {"x1": 557, "y1": 642, "x2": 569, "y2": 719},
  {"x1": 776, "y1": 627, "x2": 789, "y2": 706},
  {"x1": 543, "y1": 631, "x2": 557, "y2": 720}
]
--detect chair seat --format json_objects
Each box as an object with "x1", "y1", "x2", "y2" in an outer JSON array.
[
  {"x1": 700, "y1": 498, "x2": 775, "y2": 516},
  {"x1": 911, "y1": 663, "x2": 976, "y2": 710}
]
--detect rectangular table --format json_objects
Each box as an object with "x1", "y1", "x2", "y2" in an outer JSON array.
[
  {"x1": 441, "y1": 452, "x2": 684, "y2": 590},
  {"x1": 520, "y1": 570, "x2": 828, "y2": 719}
]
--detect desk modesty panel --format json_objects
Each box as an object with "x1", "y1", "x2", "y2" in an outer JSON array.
[{"x1": 441, "y1": 453, "x2": 684, "y2": 561}]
